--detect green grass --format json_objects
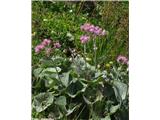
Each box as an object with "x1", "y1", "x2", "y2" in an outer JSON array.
[{"x1": 32, "y1": 1, "x2": 129, "y2": 66}]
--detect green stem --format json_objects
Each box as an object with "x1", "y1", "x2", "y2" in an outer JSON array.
[
  {"x1": 93, "y1": 38, "x2": 97, "y2": 70},
  {"x1": 75, "y1": 105, "x2": 86, "y2": 120},
  {"x1": 84, "y1": 44, "x2": 86, "y2": 55},
  {"x1": 84, "y1": 44, "x2": 87, "y2": 68},
  {"x1": 89, "y1": 105, "x2": 93, "y2": 119},
  {"x1": 83, "y1": 44, "x2": 88, "y2": 79}
]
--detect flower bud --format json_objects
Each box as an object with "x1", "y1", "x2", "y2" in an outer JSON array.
[{"x1": 86, "y1": 57, "x2": 91, "y2": 61}]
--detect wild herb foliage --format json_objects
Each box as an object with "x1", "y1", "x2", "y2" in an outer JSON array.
[{"x1": 32, "y1": 1, "x2": 129, "y2": 120}]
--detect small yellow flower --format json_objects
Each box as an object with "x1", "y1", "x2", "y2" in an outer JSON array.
[
  {"x1": 32, "y1": 32, "x2": 36, "y2": 37},
  {"x1": 43, "y1": 19, "x2": 48, "y2": 22},
  {"x1": 109, "y1": 61, "x2": 113, "y2": 65},
  {"x1": 86, "y1": 57, "x2": 91, "y2": 61},
  {"x1": 106, "y1": 63, "x2": 110, "y2": 68}
]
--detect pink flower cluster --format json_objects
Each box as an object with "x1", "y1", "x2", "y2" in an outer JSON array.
[
  {"x1": 80, "y1": 35, "x2": 90, "y2": 44},
  {"x1": 117, "y1": 55, "x2": 128, "y2": 64},
  {"x1": 35, "y1": 38, "x2": 62, "y2": 54},
  {"x1": 41, "y1": 39, "x2": 51, "y2": 46},
  {"x1": 35, "y1": 39, "x2": 51, "y2": 53},
  {"x1": 80, "y1": 23, "x2": 106, "y2": 36},
  {"x1": 54, "y1": 42, "x2": 61, "y2": 48}
]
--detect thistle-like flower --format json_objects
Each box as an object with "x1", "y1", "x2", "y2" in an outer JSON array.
[
  {"x1": 54, "y1": 42, "x2": 61, "y2": 48},
  {"x1": 80, "y1": 35, "x2": 90, "y2": 44},
  {"x1": 80, "y1": 23, "x2": 106, "y2": 36},
  {"x1": 117, "y1": 55, "x2": 128, "y2": 64}
]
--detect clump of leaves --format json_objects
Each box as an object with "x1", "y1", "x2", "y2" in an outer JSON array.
[{"x1": 32, "y1": 53, "x2": 128, "y2": 119}]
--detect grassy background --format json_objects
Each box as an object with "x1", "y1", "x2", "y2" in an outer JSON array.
[{"x1": 32, "y1": 1, "x2": 129, "y2": 68}]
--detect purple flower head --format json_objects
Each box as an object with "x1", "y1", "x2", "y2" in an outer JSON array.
[
  {"x1": 94, "y1": 26, "x2": 100, "y2": 31},
  {"x1": 89, "y1": 28, "x2": 94, "y2": 33},
  {"x1": 80, "y1": 23, "x2": 106, "y2": 37},
  {"x1": 35, "y1": 44, "x2": 45, "y2": 53},
  {"x1": 94, "y1": 28, "x2": 102, "y2": 35},
  {"x1": 90, "y1": 25, "x2": 95, "y2": 29},
  {"x1": 54, "y1": 42, "x2": 61, "y2": 48},
  {"x1": 39, "y1": 44, "x2": 45, "y2": 49},
  {"x1": 117, "y1": 55, "x2": 128, "y2": 64},
  {"x1": 35, "y1": 47, "x2": 40, "y2": 53},
  {"x1": 81, "y1": 23, "x2": 91, "y2": 31},
  {"x1": 93, "y1": 27, "x2": 106, "y2": 36},
  {"x1": 80, "y1": 35, "x2": 90, "y2": 44},
  {"x1": 42, "y1": 39, "x2": 51, "y2": 46},
  {"x1": 34, "y1": 39, "x2": 52, "y2": 53}
]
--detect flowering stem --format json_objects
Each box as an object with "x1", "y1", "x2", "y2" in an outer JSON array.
[
  {"x1": 84, "y1": 44, "x2": 86, "y2": 55},
  {"x1": 93, "y1": 38, "x2": 97, "y2": 70},
  {"x1": 89, "y1": 105, "x2": 93, "y2": 119},
  {"x1": 84, "y1": 44, "x2": 87, "y2": 68}
]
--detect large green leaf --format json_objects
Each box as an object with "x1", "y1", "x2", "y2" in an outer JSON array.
[
  {"x1": 55, "y1": 96, "x2": 66, "y2": 106},
  {"x1": 40, "y1": 59, "x2": 54, "y2": 68},
  {"x1": 32, "y1": 92, "x2": 54, "y2": 113},
  {"x1": 51, "y1": 56, "x2": 65, "y2": 66},
  {"x1": 93, "y1": 101, "x2": 105, "y2": 117},
  {"x1": 83, "y1": 85, "x2": 101, "y2": 105},
  {"x1": 60, "y1": 72, "x2": 70, "y2": 87},
  {"x1": 72, "y1": 55, "x2": 96, "y2": 79},
  {"x1": 33, "y1": 67, "x2": 61, "y2": 79},
  {"x1": 54, "y1": 96, "x2": 68, "y2": 115},
  {"x1": 66, "y1": 80, "x2": 87, "y2": 98},
  {"x1": 47, "y1": 105, "x2": 63, "y2": 119},
  {"x1": 44, "y1": 74, "x2": 59, "y2": 88},
  {"x1": 110, "y1": 104, "x2": 120, "y2": 114},
  {"x1": 33, "y1": 68, "x2": 43, "y2": 78},
  {"x1": 91, "y1": 111, "x2": 101, "y2": 120},
  {"x1": 113, "y1": 80, "x2": 128, "y2": 102},
  {"x1": 43, "y1": 67, "x2": 61, "y2": 73}
]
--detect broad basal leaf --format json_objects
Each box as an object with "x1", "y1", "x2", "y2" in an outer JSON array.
[
  {"x1": 55, "y1": 96, "x2": 66, "y2": 106},
  {"x1": 32, "y1": 92, "x2": 54, "y2": 113},
  {"x1": 113, "y1": 80, "x2": 128, "y2": 102},
  {"x1": 66, "y1": 80, "x2": 87, "y2": 98},
  {"x1": 33, "y1": 68, "x2": 43, "y2": 78},
  {"x1": 83, "y1": 86, "x2": 99, "y2": 104},
  {"x1": 110, "y1": 104, "x2": 120, "y2": 114},
  {"x1": 43, "y1": 67, "x2": 61, "y2": 73},
  {"x1": 60, "y1": 72, "x2": 70, "y2": 87},
  {"x1": 51, "y1": 56, "x2": 65, "y2": 66},
  {"x1": 40, "y1": 59, "x2": 54, "y2": 68}
]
